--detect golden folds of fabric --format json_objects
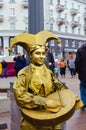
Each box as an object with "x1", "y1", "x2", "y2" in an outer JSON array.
[{"x1": 29, "y1": 64, "x2": 53, "y2": 96}]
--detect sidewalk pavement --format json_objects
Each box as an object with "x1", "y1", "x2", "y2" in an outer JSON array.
[
  {"x1": 0, "y1": 76, "x2": 16, "y2": 89},
  {"x1": 0, "y1": 69, "x2": 86, "y2": 130},
  {"x1": 0, "y1": 76, "x2": 16, "y2": 130},
  {"x1": 59, "y1": 70, "x2": 80, "y2": 97},
  {"x1": 58, "y1": 69, "x2": 86, "y2": 130}
]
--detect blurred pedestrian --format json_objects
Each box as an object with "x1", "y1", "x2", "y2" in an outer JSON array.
[
  {"x1": 1, "y1": 59, "x2": 8, "y2": 78},
  {"x1": 53, "y1": 66, "x2": 59, "y2": 78},
  {"x1": 45, "y1": 46, "x2": 55, "y2": 73},
  {"x1": 75, "y1": 43, "x2": 86, "y2": 109},
  {"x1": 0, "y1": 62, "x2": 2, "y2": 76},
  {"x1": 13, "y1": 53, "x2": 18, "y2": 61},
  {"x1": 14, "y1": 53, "x2": 23, "y2": 76},
  {"x1": 21, "y1": 54, "x2": 27, "y2": 68},
  {"x1": 69, "y1": 55, "x2": 76, "y2": 78},
  {"x1": 53, "y1": 59, "x2": 59, "y2": 77},
  {"x1": 59, "y1": 58, "x2": 67, "y2": 78}
]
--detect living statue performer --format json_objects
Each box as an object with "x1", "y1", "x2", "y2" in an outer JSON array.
[{"x1": 8, "y1": 30, "x2": 83, "y2": 130}]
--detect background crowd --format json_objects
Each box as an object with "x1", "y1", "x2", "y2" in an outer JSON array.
[
  {"x1": 0, "y1": 53, "x2": 27, "y2": 77},
  {"x1": 0, "y1": 50, "x2": 77, "y2": 79}
]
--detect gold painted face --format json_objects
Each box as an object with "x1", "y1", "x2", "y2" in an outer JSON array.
[{"x1": 30, "y1": 46, "x2": 46, "y2": 66}]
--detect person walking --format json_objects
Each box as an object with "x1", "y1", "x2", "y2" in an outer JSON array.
[
  {"x1": 13, "y1": 53, "x2": 18, "y2": 61},
  {"x1": 45, "y1": 46, "x2": 55, "y2": 73},
  {"x1": 53, "y1": 59, "x2": 59, "y2": 77},
  {"x1": 59, "y1": 58, "x2": 67, "y2": 78},
  {"x1": 14, "y1": 53, "x2": 23, "y2": 76},
  {"x1": 0, "y1": 62, "x2": 2, "y2": 76},
  {"x1": 75, "y1": 43, "x2": 86, "y2": 109},
  {"x1": 69, "y1": 55, "x2": 76, "y2": 78},
  {"x1": 21, "y1": 54, "x2": 27, "y2": 68}
]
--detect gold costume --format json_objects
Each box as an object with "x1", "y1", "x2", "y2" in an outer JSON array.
[
  {"x1": 9, "y1": 30, "x2": 83, "y2": 130},
  {"x1": 13, "y1": 64, "x2": 63, "y2": 129}
]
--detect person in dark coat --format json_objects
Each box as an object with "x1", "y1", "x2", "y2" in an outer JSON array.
[
  {"x1": 45, "y1": 46, "x2": 55, "y2": 73},
  {"x1": 21, "y1": 54, "x2": 27, "y2": 68},
  {"x1": 13, "y1": 53, "x2": 18, "y2": 61},
  {"x1": 14, "y1": 53, "x2": 23, "y2": 76},
  {"x1": 75, "y1": 43, "x2": 86, "y2": 109},
  {"x1": 68, "y1": 56, "x2": 76, "y2": 78}
]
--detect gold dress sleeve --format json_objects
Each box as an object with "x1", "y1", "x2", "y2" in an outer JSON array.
[{"x1": 13, "y1": 73, "x2": 38, "y2": 109}]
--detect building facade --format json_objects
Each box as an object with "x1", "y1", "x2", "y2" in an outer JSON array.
[
  {"x1": 44, "y1": 0, "x2": 86, "y2": 59},
  {"x1": 0, "y1": 0, "x2": 28, "y2": 57},
  {"x1": 0, "y1": 0, "x2": 86, "y2": 60}
]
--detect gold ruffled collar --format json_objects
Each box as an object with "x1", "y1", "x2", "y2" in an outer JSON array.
[{"x1": 29, "y1": 64, "x2": 53, "y2": 96}]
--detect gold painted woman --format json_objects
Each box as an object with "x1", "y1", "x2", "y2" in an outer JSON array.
[{"x1": 9, "y1": 30, "x2": 83, "y2": 130}]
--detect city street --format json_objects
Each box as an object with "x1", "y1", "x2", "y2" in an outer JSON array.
[
  {"x1": 0, "y1": 69, "x2": 86, "y2": 130},
  {"x1": 58, "y1": 69, "x2": 86, "y2": 130},
  {"x1": 0, "y1": 0, "x2": 86, "y2": 129}
]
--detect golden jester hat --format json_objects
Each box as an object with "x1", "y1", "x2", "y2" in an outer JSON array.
[{"x1": 8, "y1": 30, "x2": 61, "y2": 53}]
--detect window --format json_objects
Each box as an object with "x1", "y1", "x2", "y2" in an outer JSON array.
[
  {"x1": 58, "y1": 12, "x2": 61, "y2": 18},
  {"x1": 9, "y1": 37, "x2": 17, "y2": 55},
  {"x1": 10, "y1": 23, "x2": 15, "y2": 30},
  {"x1": 50, "y1": 0, "x2": 53, "y2": 4},
  {"x1": 72, "y1": 40, "x2": 75, "y2": 47},
  {"x1": 84, "y1": 7, "x2": 86, "y2": 12},
  {"x1": 84, "y1": 30, "x2": 86, "y2": 35},
  {"x1": 72, "y1": 16, "x2": 74, "y2": 21},
  {"x1": 0, "y1": 37, "x2": 3, "y2": 55},
  {"x1": 78, "y1": 41, "x2": 82, "y2": 48},
  {"x1": 71, "y1": 3, "x2": 74, "y2": 8},
  {"x1": 65, "y1": 40, "x2": 68, "y2": 47},
  {"x1": 10, "y1": 8, "x2": 15, "y2": 16},
  {"x1": 57, "y1": 0, "x2": 60, "y2": 4},
  {"x1": 78, "y1": 5, "x2": 80, "y2": 12},
  {"x1": 24, "y1": 9, "x2": 28, "y2": 17},
  {"x1": 64, "y1": 1, "x2": 67, "y2": 8},
  {"x1": 0, "y1": 38, "x2": 2, "y2": 47},
  {"x1": 78, "y1": 28, "x2": 80, "y2": 35},
  {"x1": 51, "y1": 40, "x2": 54, "y2": 46},
  {"x1": 0, "y1": 37, "x2": 3, "y2": 48},
  {"x1": 78, "y1": 17, "x2": 80, "y2": 23},
  {"x1": 49, "y1": 10, "x2": 53, "y2": 17},
  {"x1": 72, "y1": 28, "x2": 74, "y2": 34},
  {"x1": 58, "y1": 25, "x2": 61, "y2": 32},
  {"x1": 25, "y1": 23, "x2": 28, "y2": 32},
  {"x1": 65, "y1": 13, "x2": 67, "y2": 20},
  {"x1": 65, "y1": 26, "x2": 68, "y2": 32},
  {"x1": 10, "y1": 0, "x2": 15, "y2": 2},
  {"x1": 50, "y1": 23, "x2": 53, "y2": 30},
  {"x1": 84, "y1": 18, "x2": 86, "y2": 24}
]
